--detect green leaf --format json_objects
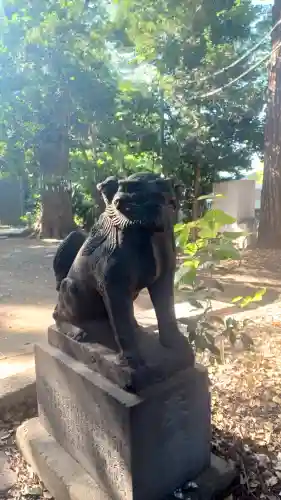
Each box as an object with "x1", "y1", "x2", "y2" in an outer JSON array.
[
  {"x1": 203, "y1": 209, "x2": 236, "y2": 227},
  {"x1": 239, "y1": 296, "x2": 252, "y2": 308},
  {"x1": 223, "y1": 231, "x2": 248, "y2": 240},
  {"x1": 239, "y1": 288, "x2": 266, "y2": 308},
  {"x1": 174, "y1": 223, "x2": 186, "y2": 233},
  {"x1": 197, "y1": 193, "x2": 225, "y2": 201},
  {"x1": 176, "y1": 225, "x2": 191, "y2": 249},
  {"x1": 174, "y1": 265, "x2": 197, "y2": 287},
  {"x1": 211, "y1": 243, "x2": 241, "y2": 261},
  {"x1": 183, "y1": 242, "x2": 198, "y2": 256},
  {"x1": 198, "y1": 226, "x2": 218, "y2": 239},
  {"x1": 183, "y1": 259, "x2": 200, "y2": 269},
  {"x1": 251, "y1": 287, "x2": 267, "y2": 301},
  {"x1": 232, "y1": 296, "x2": 243, "y2": 303}
]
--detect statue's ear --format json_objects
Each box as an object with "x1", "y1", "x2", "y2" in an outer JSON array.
[
  {"x1": 97, "y1": 176, "x2": 119, "y2": 202},
  {"x1": 174, "y1": 181, "x2": 184, "y2": 198},
  {"x1": 118, "y1": 179, "x2": 133, "y2": 193}
]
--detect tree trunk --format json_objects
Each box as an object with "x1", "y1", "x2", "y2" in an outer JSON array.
[
  {"x1": 40, "y1": 184, "x2": 75, "y2": 239},
  {"x1": 192, "y1": 164, "x2": 201, "y2": 222},
  {"x1": 258, "y1": 0, "x2": 281, "y2": 248},
  {"x1": 36, "y1": 123, "x2": 75, "y2": 239},
  {"x1": 191, "y1": 164, "x2": 201, "y2": 240}
]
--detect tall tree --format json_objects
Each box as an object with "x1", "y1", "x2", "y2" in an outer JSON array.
[
  {"x1": 112, "y1": 0, "x2": 269, "y2": 215},
  {"x1": 258, "y1": 0, "x2": 281, "y2": 248},
  {"x1": 0, "y1": 0, "x2": 118, "y2": 237}
]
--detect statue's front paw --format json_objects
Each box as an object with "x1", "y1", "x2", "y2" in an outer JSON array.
[
  {"x1": 120, "y1": 351, "x2": 146, "y2": 371},
  {"x1": 160, "y1": 331, "x2": 195, "y2": 366}
]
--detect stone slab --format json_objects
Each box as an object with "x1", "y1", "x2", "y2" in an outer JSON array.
[
  {"x1": 17, "y1": 418, "x2": 237, "y2": 500},
  {"x1": 35, "y1": 343, "x2": 211, "y2": 500},
  {"x1": 48, "y1": 323, "x2": 194, "y2": 392},
  {"x1": 16, "y1": 417, "x2": 101, "y2": 500}
]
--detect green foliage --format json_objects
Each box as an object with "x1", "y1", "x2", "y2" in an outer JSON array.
[
  {"x1": 0, "y1": 0, "x2": 271, "y2": 232},
  {"x1": 175, "y1": 207, "x2": 242, "y2": 288},
  {"x1": 231, "y1": 287, "x2": 266, "y2": 308},
  {"x1": 112, "y1": 0, "x2": 270, "y2": 209},
  {"x1": 175, "y1": 205, "x2": 266, "y2": 362},
  {"x1": 20, "y1": 193, "x2": 41, "y2": 228}
]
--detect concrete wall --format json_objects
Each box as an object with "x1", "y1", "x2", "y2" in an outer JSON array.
[
  {"x1": 0, "y1": 177, "x2": 23, "y2": 226},
  {"x1": 212, "y1": 179, "x2": 256, "y2": 248},
  {"x1": 213, "y1": 179, "x2": 255, "y2": 223}
]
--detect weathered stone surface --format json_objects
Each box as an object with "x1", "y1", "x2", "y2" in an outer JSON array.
[
  {"x1": 35, "y1": 343, "x2": 211, "y2": 500},
  {"x1": 48, "y1": 323, "x2": 194, "y2": 392},
  {"x1": 0, "y1": 450, "x2": 17, "y2": 494},
  {"x1": 17, "y1": 419, "x2": 236, "y2": 500},
  {"x1": 16, "y1": 418, "x2": 101, "y2": 500}
]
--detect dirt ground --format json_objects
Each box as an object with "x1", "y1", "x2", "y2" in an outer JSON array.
[
  {"x1": 0, "y1": 238, "x2": 281, "y2": 360},
  {"x1": 0, "y1": 238, "x2": 57, "y2": 359},
  {"x1": 206, "y1": 248, "x2": 281, "y2": 306}
]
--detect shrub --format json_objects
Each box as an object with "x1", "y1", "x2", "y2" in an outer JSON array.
[{"x1": 174, "y1": 202, "x2": 266, "y2": 362}]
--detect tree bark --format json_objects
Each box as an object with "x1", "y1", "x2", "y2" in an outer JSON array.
[
  {"x1": 40, "y1": 184, "x2": 75, "y2": 239},
  {"x1": 191, "y1": 164, "x2": 201, "y2": 240},
  {"x1": 258, "y1": 0, "x2": 281, "y2": 248},
  {"x1": 36, "y1": 124, "x2": 75, "y2": 239},
  {"x1": 192, "y1": 164, "x2": 201, "y2": 222}
]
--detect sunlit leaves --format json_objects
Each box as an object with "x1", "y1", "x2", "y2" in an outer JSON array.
[{"x1": 175, "y1": 207, "x2": 266, "y2": 360}]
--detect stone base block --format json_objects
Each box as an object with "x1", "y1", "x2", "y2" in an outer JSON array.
[
  {"x1": 48, "y1": 323, "x2": 194, "y2": 392},
  {"x1": 16, "y1": 417, "x2": 101, "y2": 500},
  {"x1": 35, "y1": 343, "x2": 211, "y2": 500},
  {"x1": 16, "y1": 418, "x2": 237, "y2": 500}
]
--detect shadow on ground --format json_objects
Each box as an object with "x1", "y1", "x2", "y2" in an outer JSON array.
[{"x1": 212, "y1": 426, "x2": 281, "y2": 499}]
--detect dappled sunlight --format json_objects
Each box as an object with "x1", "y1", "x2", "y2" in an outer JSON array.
[
  {"x1": 0, "y1": 304, "x2": 53, "y2": 332},
  {"x1": 0, "y1": 304, "x2": 53, "y2": 356},
  {"x1": 0, "y1": 355, "x2": 34, "y2": 380},
  {"x1": 27, "y1": 241, "x2": 59, "y2": 251}
]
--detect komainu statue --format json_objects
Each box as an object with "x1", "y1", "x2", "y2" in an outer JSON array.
[{"x1": 53, "y1": 172, "x2": 194, "y2": 369}]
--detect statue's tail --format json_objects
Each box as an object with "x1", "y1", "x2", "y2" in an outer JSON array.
[{"x1": 53, "y1": 230, "x2": 87, "y2": 291}]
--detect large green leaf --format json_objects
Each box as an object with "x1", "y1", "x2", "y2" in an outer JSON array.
[
  {"x1": 197, "y1": 193, "x2": 224, "y2": 201},
  {"x1": 203, "y1": 209, "x2": 236, "y2": 228}
]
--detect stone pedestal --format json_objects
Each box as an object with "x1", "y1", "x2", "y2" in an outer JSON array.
[
  {"x1": 35, "y1": 342, "x2": 211, "y2": 500},
  {"x1": 16, "y1": 323, "x2": 237, "y2": 500}
]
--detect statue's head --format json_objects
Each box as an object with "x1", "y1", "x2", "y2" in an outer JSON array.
[{"x1": 112, "y1": 172, "x2": 179, "y2": 230}]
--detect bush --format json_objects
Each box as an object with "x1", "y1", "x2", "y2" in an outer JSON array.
[{"x1": 174, "y1": 203, "x2": 266, "y2": 362}]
